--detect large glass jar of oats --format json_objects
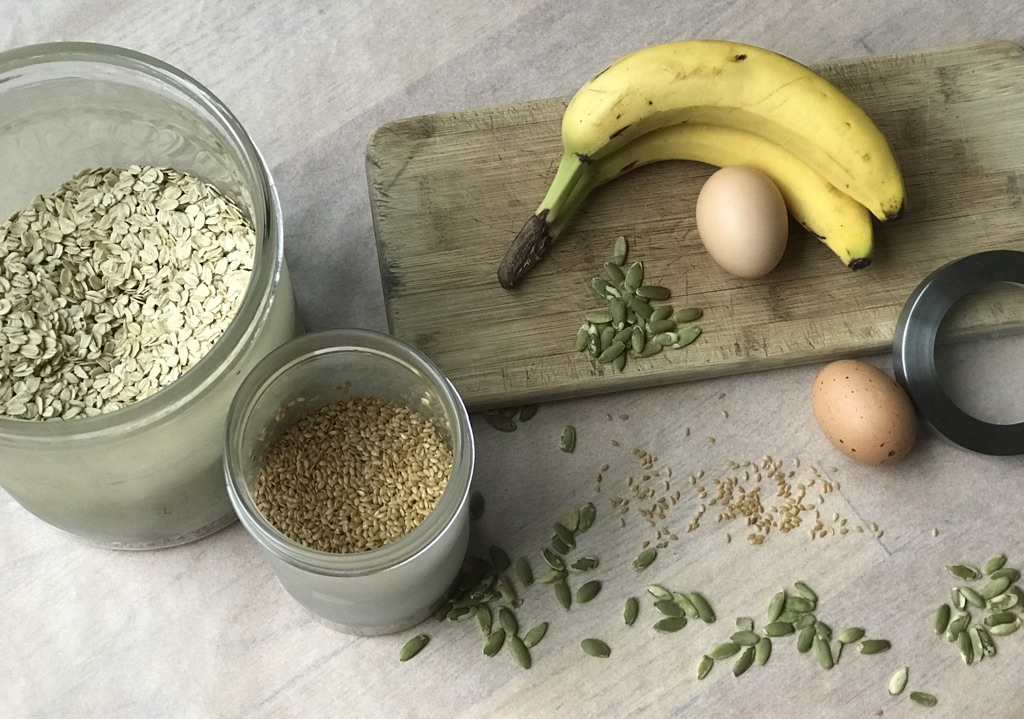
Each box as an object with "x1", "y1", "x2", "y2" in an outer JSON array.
[{"x1": 0, "y1": 43, "x2": 300, "y2": 548}]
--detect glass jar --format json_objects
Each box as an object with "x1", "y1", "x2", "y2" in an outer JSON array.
[
  {"x1": 224, "y1": 329, "x2": 475, "y2": 635},
  {"x1": 0, "y1": 43, "x2": 300, "y2": 548}
]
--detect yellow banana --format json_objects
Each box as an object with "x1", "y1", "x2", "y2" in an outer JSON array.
[
  {"x1": 498, "y1": 39, "x2": 903, "y2": 287},
  {"x1": 549, "y1": 123, "x2": 875, "y2": 269}
]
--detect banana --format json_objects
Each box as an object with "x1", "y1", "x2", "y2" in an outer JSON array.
[
  {"x1": 498, "y1": 39, "x2": 903, "y2": 288},
  {"x1": 547, "y1": 123, "x2": 875, "y2": 269}
]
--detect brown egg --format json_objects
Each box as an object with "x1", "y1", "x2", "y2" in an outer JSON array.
[
  {"x1": 810, "y1": 359, "x2": 917, "y2": 466},
  {"x1": 695, "y1": 165, "x2": 788, "y2": 278}
]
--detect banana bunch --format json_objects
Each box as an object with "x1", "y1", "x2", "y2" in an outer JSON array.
[{"x1": 497, "y1": 40, "x2": 905, "y2": 288}]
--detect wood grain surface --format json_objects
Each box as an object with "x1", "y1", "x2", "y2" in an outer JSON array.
[{"x1": 368, "y1": 41, "x2": 1024, "y2": 410}]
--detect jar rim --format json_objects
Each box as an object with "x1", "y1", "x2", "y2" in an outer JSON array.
[
  {"x1": 0, "y1": 42, "x2": 283, "y2": 440},
  {"x1": 224, "y1": 329, "x2": 476, "y2": 577}
]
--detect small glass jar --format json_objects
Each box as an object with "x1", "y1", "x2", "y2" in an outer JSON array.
[
  {"x1": 0, "y1": 43, "x2": 300, "y2": 548},
  {"x1": 224, "y1": 329, "x2": 475, "y2": 635}
]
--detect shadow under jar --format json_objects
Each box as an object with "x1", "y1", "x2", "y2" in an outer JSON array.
[
  {"x1": 224, "y1": 329, "x2": 475, "y2": 635},
  {"x1": 0, "y1": 43, "x2": 299, "y2": 548}
]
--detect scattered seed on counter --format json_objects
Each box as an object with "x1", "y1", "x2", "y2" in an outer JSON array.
[
  {"x1": 254, "y1": 396, "x2": 452, "y2": 553},
  {"x1": 0, "y1": 165, "x2": 255, "y2": 419}
]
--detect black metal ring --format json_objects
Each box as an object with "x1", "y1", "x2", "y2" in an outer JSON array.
[{"x1": 892, "y1": 250, "x2": 1024, "y2": 456}]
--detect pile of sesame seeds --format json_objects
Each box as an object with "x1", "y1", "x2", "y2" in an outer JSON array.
[
  {"x1": 0, "y1": 165, "x2": 254, "y2": 420},
  {"x1": 254, "y1": 396, "x2": 453, "y2": 554}
]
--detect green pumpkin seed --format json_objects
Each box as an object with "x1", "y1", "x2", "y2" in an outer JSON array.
[
  {"x1": 651, "y1": 331, "x2": 677, "y2": 347},
  {"x1": 488, "y1": 545, "x2": 510, "y2": 573},
  {"x1": 764, "y1": 621, "x2": 795, "y2": 637},
  {"x1": 689, "y1": 592, "x2": 716, "y2": 623},
  {"x1": 675, "y1": 307, "x2": 703, "y2": 323},
  {"x1": 598, "y1": 325, "x2": 615, "y2": 352},
  {"x1": 613, "y1": 236, "x2": 628, "y2": 265},
  {"x1": 987, "y1": 592, "x2": 1019, "y2": 612},
  {"x1": 635, "y1": 342, "x2": 663, "y2": 358},
  {"x1": 735, "y1": 617, "x2": 755, "y2": 633},
  {"x1": 624, "y1": 597, "x2": 640, "y2": 626},
  {"x1": 813, "y1": 634, "x2": 834, "y2": 670},
  {"x1": 448, "y1": 606, "x2": 474, "y2": 621},
  {"x1": 709, "y1": 642, "x2": 740, "y2": 659},
  {"x1": 518, "y1": 404, "x2": 538, "y2": 421},
  {"x1": 612, "y1": 324, "x2": 632, "y2": 345},
  {"x1": 542, "y1": 548, "x2": 565, "y2": 572},
  {"x1": 910, "y1": 691, "x2": 938, "y2": 707},
  {"x1": 733, "y1": 646, "x2": 755, "y2": 676},
  {"x1": 796, "y1": 625, "x2": 815, "y2": 653},
  {"x1": 959, "y1": 586, "x2": 985, "y2": 608},
  {"x1": 951, "y1": 588, "x2": 966, "y2": 611},
  {"x1": 523, "y1": 622, "x2": 548, "y2": 649},
  {"x1": 551, "y1": 537, "x2": 571, "y2": 555},
  {"x1": 498, "y1": 607, "x2": 518, "y2": 636},
  {"x1": 585, "y1": 310, "x2": 613, "y2": 325},
  {"x1": 977, "y1": 626, "x2": 996, "y2": 656},
  {"x1": 604, "y1": 262, "x2": 626, "y2": 285},
  {"x1": 655, "y1": 599, "x2": 685, "y2": 617},
  {"x1": 581, "y1": 638, "x2": 611, "y2": 658},
  {"x1": 815, "y1": 621, "x2": 832, "y2": 640},
  {"x1": 783, "y1": 611, "x2": 808, "y2": 626},
  {"x1": 469, "y1": 490, "x2": 485, "y2": 521},
  {"x1": 507, "y1": 635, "x2": 531, "y2": 669},
  {"x1": 755, "y1": 636, "x2": 772, "y2": 665},
  {"x1": 858, "y1": 639, "x2": 891, "y2": 655},
  {"x1": 578, "y1": 502, "x2": 597, "y2": 531},
  {"x1": 969, "y1": 626, "x2": 985, "y2": 662},
  {"x1": 989, "y1": 620, "x2": 1019, "y2": 636},
  {"x1": 399, "y1": 634, "x2": 429, "y2": 662},
  {"x1": 646, "y1": 318, "x2": 676, "y2": 334},
  {"x1": 613, "y1": 348, "x2": 627, "y2": 370},
  {"x1": 793, "y1": 581, "x2": 818, "y2": 603},
  {"x1": 554, "y1": 580, "x2": 572, "y2": 610},
  {"x1": 538, "y1": 568, "x2": 566, "y2": 584},
  {"x1": 570, "y1": 556, "x2": 599, "y2": 572},
  {"x1": 598, "y1": 341, "x2": 626, "y2": 364},
  {"x1": 647, "y1": 584, "x2": 672, "y2": 601},
  {"x1": 587, "y1": 330, "x2": 601, "y2": 358},
  {"x1": 591, "y1": 277, "x2": 616, "y2": 300},
  {"x1": 947, "y1": 563, "x2": 982, "y2": 580},
  {"x1": 575, "y1": 324, "x2": 590, "y2": 351},
  {"x1": 648, "y1": 305, "x2": 672, "y2": 322},
  {"x1": 984, "y1": 611, "x2": 1017, "y2": 627},
  {"x1": 673, "y1": 326, "x2": 702, "y2": 348},
  {"x1": 654, "y1": 616, "x2": 688, "y2": 633},
  {"x1": 475, "y1": 605, "x2": 492, "y2": 635},
  {"x1": 553, "y1": 522, "x2": 576, "y2": 549},
  {"x1": 576, "y1": 580, "x2": 602, "y2": 604},
  {"x1": 632, "y1": 548, "x2": 657, "y2": 571},
  {"x1": 731, "y1": 630, "x2": 760, "y2": 646},
  {"x1": 888, "y1": 666, "x2": 908, "y2": 695},
  {"x1": 624, "y1": 261, "x2": 644, "y2": 292},
  {"x1": 989, "y1": 567, "x2": 1021, "y2": 583},
  {"x1": 932, "y1": 603, "x2": 951, "y2": 634},
  {"x1": 558, "y1": 425, "x2": 577, "y2": 453},
  {"x1": 627, "y1": 295, "x2": 654, "y2": 320},
  {"x1": 958, "y1": 628, "x2": 974, "y2": 665},
  {"x1": 980, "y1": 575, "x2": 1011, "y2": 599},
  {"x1": 675, "y1": 593, "x2": 699, "y2": 619},
  {"x1": 483, "y1": 412, "x2": 517, "y2": 432},
  {"x1": 836, "y1": 627, "x2": 865, "y2": 645},
  {"x1": 946, "y1": 613, "x2": 969, "y2": 642},
  {"x1": 515, "y1": 557, "x2": 533, "y2": 587},
  {"x1": 983, "y1": 554, "x2": 1008, "y2": 575},
  {"x1": 784, "y1": 595, "x2": 815, "y2": 614},
  {"x1": 498, "y1": 577, "x2": 518, "y2": 606},
  {"x1": 636, "y1": 284, "x2": 670, "y2": 301},
  {"x1": 766, "y1": 590, "x2": 787, "y2": 623},
  {"x1": 483, "y1": 628, "x2": 506, "y2": 657},
  {"x1": 697, "y1": 655, "x2": 714, "y2": 679},
  {"x1": 631, "y1": 326, "x2": 646, "y2": 353}
]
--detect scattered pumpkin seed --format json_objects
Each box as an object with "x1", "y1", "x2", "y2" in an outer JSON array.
[
  {"x1": 613, "y1": 236, "x2": 628, "y2": 265},
  {"x1": 764, "y1": 621, "x2": 795, "y2": 637},
  {"x1": 983, "y1": 554, "x2": 1007, "y2": 575},
  {"x1": 959, "y1": 586, "x2": 985, "y2": 608},
  {"x1": 469, "y1": 490, "x2": 485, "y2": 521},
  {"x1": 554, "y1": 580, "x2": 572, "y2": 610},
  {"x1": 628, "y1": 295, "x2": 654, "y2": 320},
  {"x1": 650, "y1": 305, "x2": 673, "y2": 322},
  {"x1": 631, "y1": 326, "x2": 646, "y2": 353},
  {"x1": 570, "y1": 557, "x2": 599, "y2": 572},
  {"x1": 575, "y1": 324, "x2": 590, "y2": 352},
  {"x1": 518, "y1": 404, "x2": 538, "y2": 422},
  {"x1": 490, "y1": 546, "x2": 511, "y2": 573},
  {"x1": 984, "y1": 611, "x2": 1017, "y2": 627},
  {"x1": 591, "y1": 277, "x2": 615, "y2": 300},
  {"x1": 910, "y1": 691, "x2": 938, "y2": 707},
  {"x1": 636, "y1": 284, "x2": 670, "y2": 301},
  {"x1": 635, "y1": 343, "x2": 663, "y2": 358},
  {"x1": 932, "y1": 604, "x2": 951, "y2": 634},
  {"x1": 782, "y1": 611, "x2": 808, "y2": 626},
  {"x1": 523, "y1": 622, "x2": 548, "y2": 649},
  {"x1": 946, "y1": 613, "x2": 969, "y2": 642},
  {"x1": 604, "y1": 262, "x2": 626, "y2": 285},
  {"x1": 498, "y1": 607, "x2": 518, "y2": 636},
  {"x1": 448, "y1": 606, "x2": 474, "y2": 621},
  {"x1": 858, "y1": 639, "x2": 891, "y2": 655},
  {"x1": 598, "y1": 340, "x2": 626, "y2": 364},
  {"x1": 507, "y1": 635, "x2": 531, "y2": 669},
  {"x1": 733, "y1": 646, "x2": 755, "y2": 676},
  {"x1": 958, "y1": 628, "x2": 974, "y2": 664},
  {"x1": 551, "y1": 536, "x2": 571, "y2": 555},
  {"x1": 578, "y1": 502, "x2": 597, "y2": 531},
  {"x1": 483, "y1": 412, "x2": 517, "y2": 432},
  {"x1": 797, "y1": 625, "x2": 815, "y2": 653},
  {"x1": 977, "y1": 626, "x2": 996, "y2": 656},
  {"x1": 697, "y1": 654, "x2": 714, "y2": 679},
  {"x1": 576, "y1": 580, "x2": 602, "y2": 604},
  {"x1": 675, "y1": 592, "x2": 699, "y2": 619},
  {"x1": 951, "y1": 588, "x2": 966, "y2": 611},
  {"x1": 766, "y1": 590, "x2": 787, "y2": 623},
  {"x1": 624, "y1": 597, "x2": 640, "y2": 626},
  {"x1": 581, "y1": 638, "x2": 611, "y2": 658},
  {"x1": 647, "y1": 585, "x2": 672, "y2": 601},
  {"x1": 654, "y1": 616, "x2": 688, "y2": 633},
  {"x1": 542, "y1": 548, "x2": 565, "y2": 572},
  {"x1": 813, "y1": 634, "x2": 834, "y2": 670},
  {"x1": 624, "y1": 262, "x2": 644, "y2": 292},
  {"x1": 673, "y1": 326, "x2": 702, "y2": 348},
  {"x1": 584, "y1": 310, "x2": 613, "y2": 325},
  {"x1": 980, "y1": 576, "x2": 1011, "y2": 599},
  {"x1": 735, "y1": 617, "x2": 754, "y2": 633},
  {"x1": 632, "y1": 548, "x2": 657, "y2": 571},
  {"x1": 730, "y1": 630, "x2": 760, "y2": 646},
  {"x1": 675, "y1": 307, "x2": 703, "y2": 323},
  {"x1": 646, "y1": 318, "x2": 676, "y2": 334},
  {"x1": 793, "y1": 581, "x2": 818, "y2": 603},
  {"x1": 947, "y1": 564, "x2": 982, "y2": 581},
  {"x1": 888, "y1": 666, "x2": 908, "y2": 695},
  {"x1": 755, "y1": 636, "x2": 772, "y2": 665},
  {"x1": 987, "y1": 592, "x2": 1019, "y2": 612},
  {"x1": 988, "y1": 620, "x2": 1018, "y2": 636},
  {"x1": 553, "y1": 522, "x2": 576, "y2": 549},
  {"x1": 483, "y1": 628, "x2": 506, "y2": 657},
  {"x1": 709, "y1": 642, "x2": 741, "y2": 660},
  {"x1": 476, "y1": 605, "x2": 492, "y2": 635},
  {"x1": 498, "y1": 577, "x2": 519, "y2": 605},
  {"x1": 815, "y1": 621, "x2": 832, "y2": 640},
  {"x1": 784, "y1": 595, "x2": 815, "y2": 614},
  {"x1": 399, "y1": 634, "x2": 429, "y2": 662},
  {"x1": 836, "y1": 627, "x2": 865, "y2": 645},
  {"x1": 655, "y1": 599, "x2": 686, "y2": 618},
  {"x1": 689, "y1": 592, "x2": 716, "y2": 623},
  {"x1": 969, "y1": 626, "x2": 985, "y2": 661},
  {"x1": 989, "y1": 567, "x2": 1021, "y2": 583},
  {"x1": 538, "y1": 568, "x2": 566, "y2": 584},
  {"x1": 515, "y1": 557, "x2": 534, "y2": 587},
  {"x1": 559, "y1": 425, "x2": 576, "y2": 453}
]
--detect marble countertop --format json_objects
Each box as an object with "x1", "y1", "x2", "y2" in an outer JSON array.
[{"x1": 3, "y1": 2, "x2": 1024, "y2": 717}]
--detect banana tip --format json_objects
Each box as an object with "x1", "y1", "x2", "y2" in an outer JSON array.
[{"x1": 848, "y1": 257, "x2": 871, "y2": 271}]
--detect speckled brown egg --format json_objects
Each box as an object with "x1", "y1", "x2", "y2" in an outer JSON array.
[{"x1": 811, "y1": 359, "x2": 917, "y2": 466}]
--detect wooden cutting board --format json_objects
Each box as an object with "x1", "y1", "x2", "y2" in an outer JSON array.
[{"x1": 366, "y1": 41, "x2": 1024, "y2": 410}]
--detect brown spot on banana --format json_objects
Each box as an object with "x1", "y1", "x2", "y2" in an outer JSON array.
[{"x1": 609, "y1": 124, "x2": 632, "y2": 140}]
